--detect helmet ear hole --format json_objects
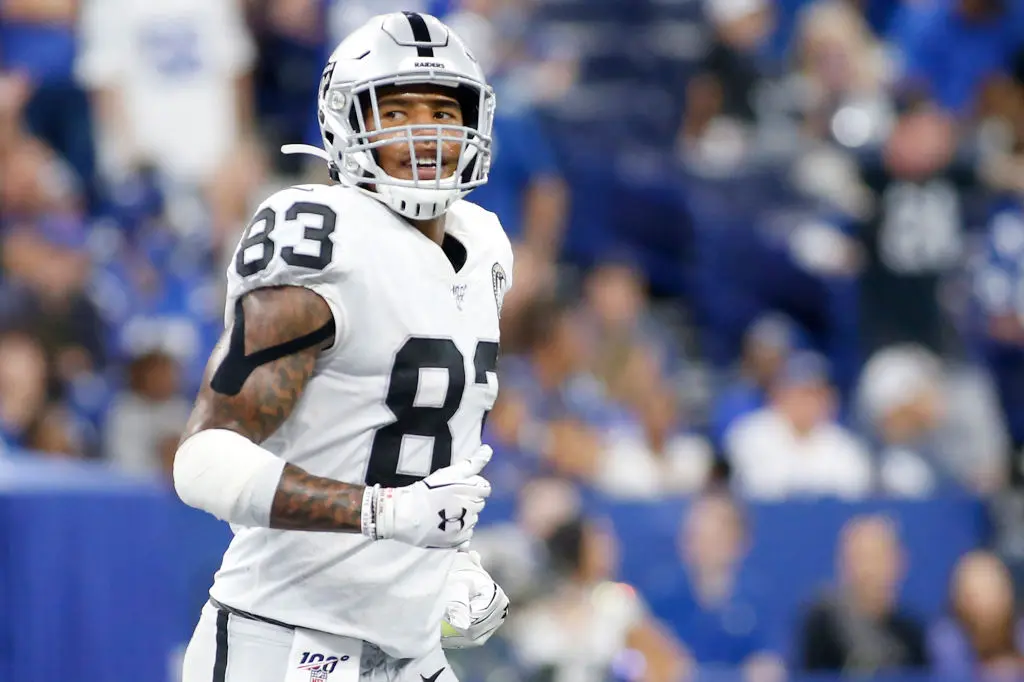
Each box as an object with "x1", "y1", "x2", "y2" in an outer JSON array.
[{"x1": 454, "y1": 85, "x2": 480, "y2": 130}]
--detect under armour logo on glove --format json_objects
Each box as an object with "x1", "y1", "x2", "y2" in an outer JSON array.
[
  {"x1": 438, "y1": 508, "x2": 468, "y2": 531},
  {"x1": 367, "y1": 445, "x2": 492, "y2": 548}
]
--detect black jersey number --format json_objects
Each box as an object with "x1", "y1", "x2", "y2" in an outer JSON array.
[
  {"x1": 234, "y1": 201, "x2": 336, "y2": 277},
  {"x1": 365, "y1": 338, "x2": 499, "y2": 488}
]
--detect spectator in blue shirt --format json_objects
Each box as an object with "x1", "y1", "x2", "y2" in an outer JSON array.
[
  {"x1": 894, "y1": 0, "x2": 1024, "y2": 115},
  {"x1": 710, "y1": 312, "x2": 799, "y2": 450},
  {"x1": 1, "y1": 0, "x2": 95, "y2": 199},
  {"x1": 972, "y1": 201, "x2": 1024, "y2": 456},
  {"x1": 444, "y1": 5, "x2": 569, "y2": 261},
  {"x1": 930, "y1": 551, "x2": 1024, "y2": 680},
  {"x1": 653, "y1": 492, "x2": 785, "y2": 682},
  {"x1": 496, "y1": 296, "x2": 616, "y2": 482}
]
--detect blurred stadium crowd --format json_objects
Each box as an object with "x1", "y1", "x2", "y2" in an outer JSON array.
[{"x1": 5, "y1": 0, "x2": 1024, "y2": 680}]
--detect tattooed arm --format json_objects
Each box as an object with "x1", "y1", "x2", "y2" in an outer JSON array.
[
  {"x1": 175, "y1": 284, "x2": 492, "y2": 547},
  {"x1": 178, "y1": 285, "x2": 365, "y2": 532}
]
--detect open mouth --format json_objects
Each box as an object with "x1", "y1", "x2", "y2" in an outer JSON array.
[{"x1": 400, "y1": 157, "x2": 451, "y2": 181}]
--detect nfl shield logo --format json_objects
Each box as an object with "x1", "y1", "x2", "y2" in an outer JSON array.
[
  {"x1": 491, "y1": 262, "x2": 507, "y2": 319},
  {"x1": 310, "y1": 669, "x2": 329, "y2": 681}
]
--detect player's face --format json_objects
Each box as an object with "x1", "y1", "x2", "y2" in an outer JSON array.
[{"x1": 366, "y1": 85, "x2": 464, "y2": 182}]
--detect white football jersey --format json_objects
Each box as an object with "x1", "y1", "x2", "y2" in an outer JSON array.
[{"x1": 208, "y1": 183, "x2": 513, "y2": 659}]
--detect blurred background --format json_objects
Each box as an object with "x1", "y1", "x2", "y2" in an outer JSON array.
[{"x1": 4, "y1": 0, "x2": 1024, "y2": 680}]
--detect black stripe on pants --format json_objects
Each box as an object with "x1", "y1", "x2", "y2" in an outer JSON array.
[{"x1": 213, "y1": 610, "x2": 230, "y2": 682}]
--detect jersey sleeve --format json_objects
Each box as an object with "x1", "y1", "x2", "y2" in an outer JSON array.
[{"x1": 224, "y1": 185, "x2": 352, "y2": 349}]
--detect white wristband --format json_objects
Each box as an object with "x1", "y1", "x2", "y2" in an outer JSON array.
[
  {"x1": 374, "y1": 486, "x2": 399, "y2": 541},
  {"x1": 361, "y1": 485, "x2": 378, "y2": 539},
  {"x1": 173, "y1": 429, "x2": 286, "y2": 527}
]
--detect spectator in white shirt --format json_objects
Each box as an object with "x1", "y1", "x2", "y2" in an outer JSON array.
[
  {"x1": 726, "y1": 351, "x2": 873, "y2": 500},
  {"x1": 76, "y1": 0, "x2": 260, "y2": 243},
  {"x1": 858, "y1": 344, "x2": 1009, "y2": 497},
  {"x1": 594, "y1": 343, "x2": 713, "y2": 499},
  {"x1": 77, "y1": 0, "x2": 255, "y2": 185}
]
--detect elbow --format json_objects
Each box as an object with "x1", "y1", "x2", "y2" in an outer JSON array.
[
  {"x1": 170, "y1": 428, "x2": 285, "y2": 527},
  {"x1": 172, "y1": 432, "x2": 208, "y2": 512}
]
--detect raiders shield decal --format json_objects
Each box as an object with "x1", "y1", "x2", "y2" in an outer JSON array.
[{"x1": 491, "y1": 262, "x2": 507, "y2": 319}]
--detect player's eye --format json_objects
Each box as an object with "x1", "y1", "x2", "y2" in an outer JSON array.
[
  {"x1": 381, "y1": 109, "x2": 405, "y2": 121},
  {"x1": 434, "y1": 111, "x2": 456, "y2": 121}
]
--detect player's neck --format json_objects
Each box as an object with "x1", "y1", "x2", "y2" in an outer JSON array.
[{"x1": 406, "y1": 215, "x2": 446, "y2": 245}]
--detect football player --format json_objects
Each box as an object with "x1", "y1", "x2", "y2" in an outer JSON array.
[{"x1": 173, "y1": 12, "x2": 512, "y2": 682}]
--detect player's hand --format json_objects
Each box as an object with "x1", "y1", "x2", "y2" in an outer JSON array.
[
  {"x1": 441, "y1": 550, "x2": 509, "y2": 649},
  {"x1": 368, "y1": 445, "x2": 492, "y2": 548}
]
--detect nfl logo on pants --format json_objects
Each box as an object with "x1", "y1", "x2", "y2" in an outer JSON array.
[{"x1": 310, "y1": 669, "x2": 329, "y2": 681}]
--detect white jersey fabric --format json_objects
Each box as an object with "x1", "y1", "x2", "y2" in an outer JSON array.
[{"x1": 209, "y1": 184, "x2": 513, "y2": 659}]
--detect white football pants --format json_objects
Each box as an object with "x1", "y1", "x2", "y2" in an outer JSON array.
[{"x1": 181, "y1": 602, "x2": 458, "y2": 682}]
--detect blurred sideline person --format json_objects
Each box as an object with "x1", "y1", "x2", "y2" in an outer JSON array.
[
  {"x1": 659, "y1": 493, "x2": 786, "y2": 682},
  {"x1": 800, "y1": 516, "x2": 928, "y2": 674},
  {"x1": 930, "y1": 551, "x2": 1024, "y2": 680},
  {"x1": 173, "y1": 13, "x2": 513, "y2": 682},
  {"x1": 510, "y1": 516, "x2": 688, "y2": 682}
]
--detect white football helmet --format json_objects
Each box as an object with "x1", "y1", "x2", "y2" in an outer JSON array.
[{"x1": 284, "y1": 12, "x2": 496, "y2": 221}]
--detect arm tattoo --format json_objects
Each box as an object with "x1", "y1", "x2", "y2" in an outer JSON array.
[
  {"x1": 183, "y1": 286, "x2": 366, "y2": 533},
  {"x1": 270, "y1": 463, "x2": 364, "y2": 531}
]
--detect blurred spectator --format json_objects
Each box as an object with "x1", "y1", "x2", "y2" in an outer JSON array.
[
  {"x1": 710, "y1": 313, "x2": 797, "y2": 449},
  {"x1": 799, "y1": 515, "x2": 928, "y2": 674},
  {"x1": 509, "y1": 516, "x2": 687, "y2": 682},
  {"x1": 859, "y1": 344, "x2": 1009, "y2": 496},
  {"x1": 0, "y1": 0, "x2": 96, "y2": 192},
  {"x1": 105, "y1": 351, "x2": 189, "y2": 478},
  {"x1": 789, "y1": 0, "x2": 893, "y2": 146},
  {"x1": 0, "y1": 129, "x2": 80, "y2": 219},
  {"x1": 893, "y1": 0, "x2": 1024, "y2": 115},
  {"x1": 0, "y1": 332, "x2": 49, "y2": 448},
  {"x1": 856, "y1": 109, "x2": 971, "y2": 357},
  {"x1": 583, "y1": 261, "x2": 681, "y2": 373},
  {"x1": 930, "y1": 551, "x2": 1024, "y2": 680},
  {"x1": 703, "y1": 0, "x2": 776, "y2": 124},
  {"x1": 679, "y1": 0, "x2": 778, "y2": 172},
  {"x1": 76, "y1": 0, "x2": 262, "y2": 244},
  {"x1": 594, "y1": 342, "x2": 712, "y2": 499},
  {"x1": 472, "y1": 476, "x2": 583, "y2": 603},
  {"x1": 0, "y1": 72, "x2": 31, "y2": 157},
  {"x1": 653, "y1": 492, "x2": 785, "y2": 682},
  {"x1": 498, "y1": 296, "x2": 611, "y2": 481},
  {"x1": 580, "y1": 261, "x2": 712, "y2": 497},
  {"x1": 24, "y1": 403, "x2": 86, "y2": 458},
  {"x1": 247, "y1": 0, "x2": 325, "y2": 175},
  {"x1": 725, "y1": 351, "x2": 872, "y2": 500},
  {"x1": 96, "y1": 221, "x2": 224, "y2": 396},
  {"x1": 445, "y1": 3, "x2": 569, "y2": 261},
  {"x1": 0, "y1": 223, "x2": 106, "y2": 385},
  {"x1": 973, "y1": 197, "x2": 1024, "y2": 464},
  {"x1": 784, "y1": 1, "x2": 892, "y2": 218}
]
